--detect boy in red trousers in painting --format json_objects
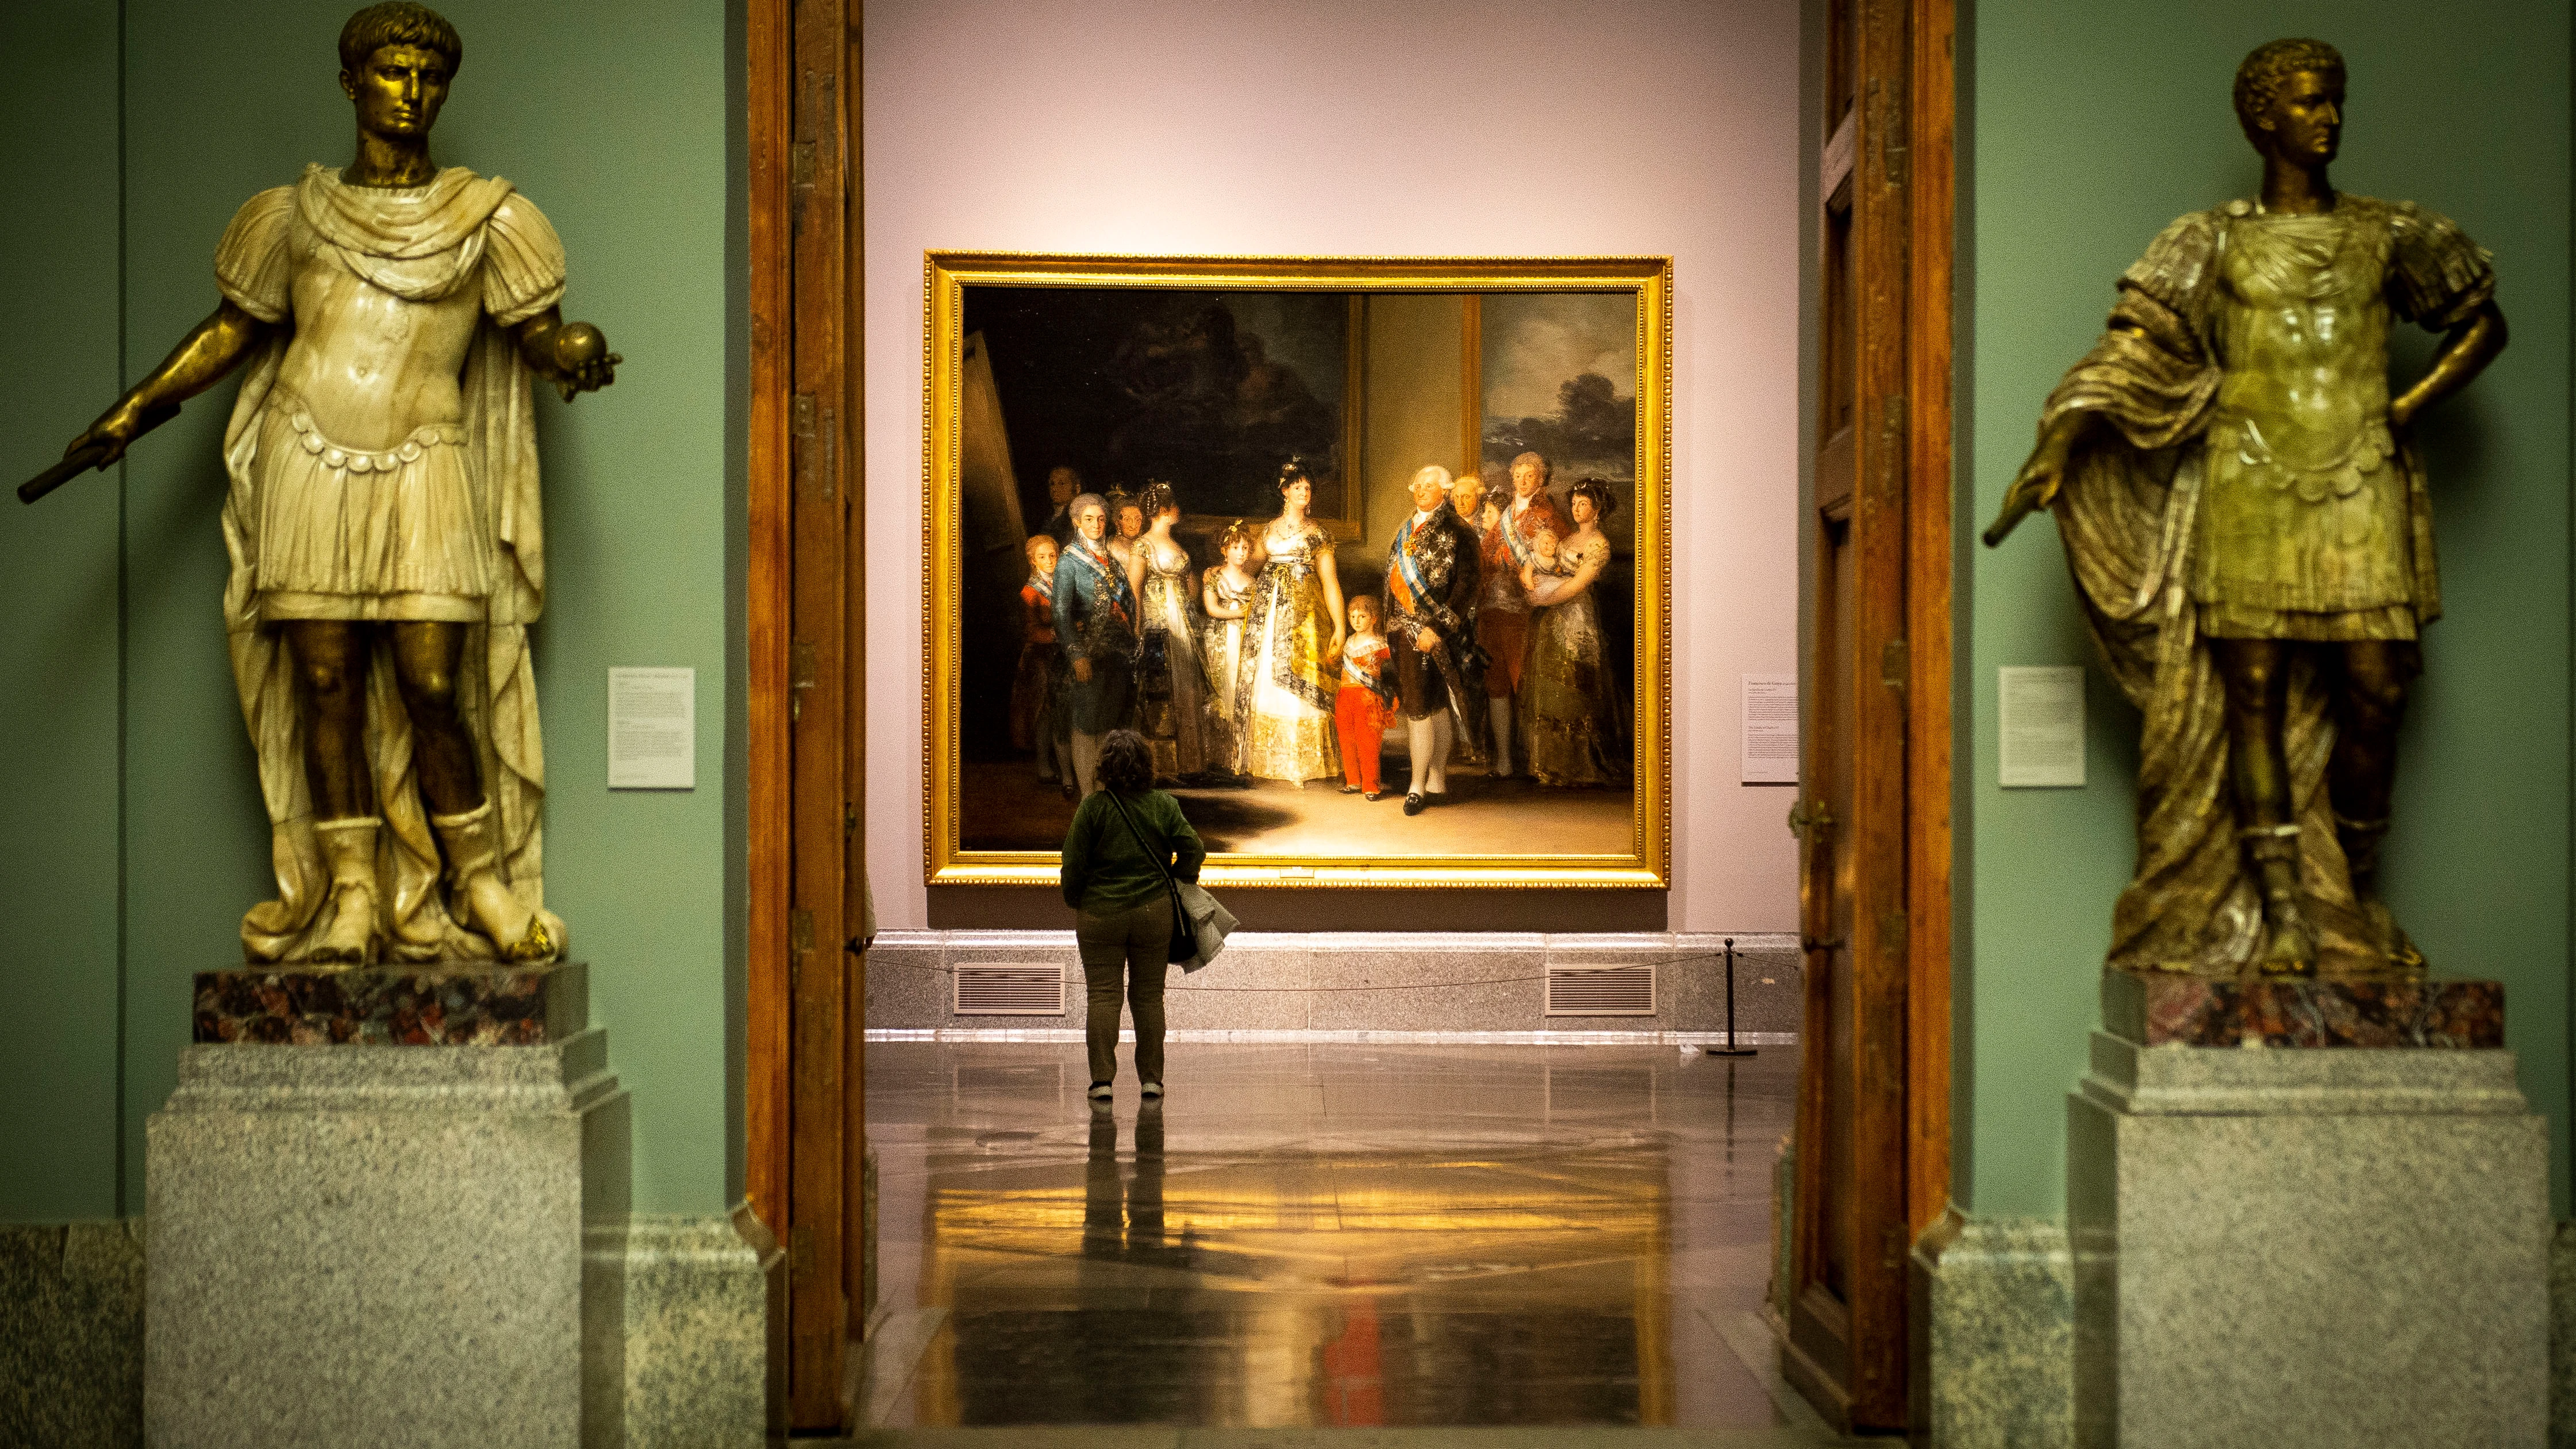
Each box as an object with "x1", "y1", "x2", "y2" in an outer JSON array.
[{"x1": 1335, "y1": 595, "x2": 1396, "y2": 800}]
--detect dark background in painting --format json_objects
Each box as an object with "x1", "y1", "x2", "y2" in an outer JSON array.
[{"x1": 963, "y1": 287, "x2": 1348, "y2": 530}]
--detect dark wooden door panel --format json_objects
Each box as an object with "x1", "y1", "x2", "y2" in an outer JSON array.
[{"x1": 1787, "y1": 0, "x2": 1950, "y2": 1433}]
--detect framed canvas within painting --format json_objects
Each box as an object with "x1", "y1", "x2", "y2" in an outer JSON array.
[{"x1": 923, "y1": 253, "x2": 1671, "y2": 887}]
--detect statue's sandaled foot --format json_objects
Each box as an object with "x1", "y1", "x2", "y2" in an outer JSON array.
[
  {"x1": 307, "y1": 817, "x2": 383, "y2": 968},
  {"x1": 2256, "y1": 897, "x2": 2318, "y2": 975},
  {"x1": 433, "y1": 800, "x2": 562, "y2": 962}
]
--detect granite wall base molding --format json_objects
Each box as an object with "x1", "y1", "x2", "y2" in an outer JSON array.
[
  {"x1": 585, "y1": 1215, "x2": 776, "y2": 1449},
  {"x1": 0, "y1": 1220, "x2": 145, "y2": 1449},
  {"x1": 1910, "y1": 1210, "x2": 2075, "y2": 1448},
  {"x1": 2556, "y1": 1221, "x2": 2576, "y2": 1448},
  {"x1": 865, "y1": 928, "x2": 1800, "y2": 1037}
]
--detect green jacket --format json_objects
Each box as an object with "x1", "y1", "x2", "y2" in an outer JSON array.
[{"x1": 1060, "y1": 789, "x2": 1205, "y2": 914}]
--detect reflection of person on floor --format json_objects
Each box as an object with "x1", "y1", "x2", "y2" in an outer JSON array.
[
  {"x1": 1240, "y1": 460, "x2": 1345, "y2": 785},
  {"x1": 1061, "y1": 730, "x2": 1202, "y2": 1100},
  {"x1": 1040, "y1": 464, "x2": 1082, "y2": 548},
  {"x1": 1384, "y1": 465, "x2": 1483, "y2": 816},
  {"x1": 1081, "y1": 1099, "x2": 1168, "y2": 1264},
  {"x1": 1011, "y1": 535, "x2": 1074, "y2": 798},
  {"x1": 1052, "y1": 494, "x2": 1139, "y2": 796},
  {"x1": 1477, "y1": 451, "x2": 1568, "y2": 779},
  {"x1": 1198, "y1": 520, "x2": 1259, "y2": 785},
  {"x1": 1126, "y1": 482, "x2": 1214, "y2": 783},
  {"x1": 1520, "y1": 480, "x2": 1628, "y2": 788},
  {"x1": 1334, "y1": 596, "x2": 1396, "y2": 800}
]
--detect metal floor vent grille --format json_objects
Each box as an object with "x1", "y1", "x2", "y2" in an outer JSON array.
[
  {"x1": 1544, "y1": 962, "x2": 1657, "y2": 1017},
  {"x1": 953, "y1": 963, "x2": 1066, "y2": 1016}
]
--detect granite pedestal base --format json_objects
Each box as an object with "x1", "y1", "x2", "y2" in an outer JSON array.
[
  {"x1": 2069, "y1": 973, "x2": 2547, "y2": 1449},
  {"x1": 146, "y1": 964, "x2": 629, "y2": 1449}
]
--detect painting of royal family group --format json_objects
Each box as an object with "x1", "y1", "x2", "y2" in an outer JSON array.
[{"x1": 952, "y1": 284, "x2": 1644, "y2": 860}]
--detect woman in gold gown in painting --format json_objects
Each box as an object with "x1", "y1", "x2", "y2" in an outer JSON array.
[
  {"x1": 1238, "y1": 459, "x2": 1344, "y2": 784},
  {"x1": 1520, "y1": 479, "x2": 1626, "y2": 787},
  {"x1": 1126, "y1": 482, "x2": 1214, "y2": 782}
]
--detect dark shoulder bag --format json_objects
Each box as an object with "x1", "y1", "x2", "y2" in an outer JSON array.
[{"x1": 1104, "y1": 790, "x2": 1197, "y2": 964}]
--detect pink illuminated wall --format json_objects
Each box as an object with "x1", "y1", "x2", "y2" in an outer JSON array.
[{"x1": 862, "y1": 0, "x2": 1801, "y2": 933}]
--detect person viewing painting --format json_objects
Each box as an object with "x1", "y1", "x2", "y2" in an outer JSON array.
[
  {"x1": 1334, "y1": 595, "x2": 1396, "y2": 800},
  {"x1": 1052, "y1": 493, "x2": 1140, "y2": 796},
  {"x1": 1239, "y1": 459, "x2": 1345, "y2": 785},
  {"x1": 1198, "y1": 520, "x2": 1259, "y2": 786},
  {"x1": 1125, "y1": 481, "x2": 1216, "y2": 784},
  {"x1": 1476, "y1": 451, "x2": 1568, "y2": 780},
  {"x1": 1518, "y1": 479, "x2": 1627, "y2": 787},
  {"x1": 1059, "y1": 728, "x2": 1204, "y2": 1102},
  {"x1": 1012, "y1": 533, "x2": 1073, "y2": 799}
]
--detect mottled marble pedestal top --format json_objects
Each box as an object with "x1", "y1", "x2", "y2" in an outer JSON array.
[
  {"x1": 193, "y1": 962, "x2": 587, "y2": 1046},
  {"x1": 2103, "y1": 967, "x2": 2502, "y2": 1048}
]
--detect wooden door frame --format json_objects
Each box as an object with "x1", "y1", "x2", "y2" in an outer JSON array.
[
  {"x1": 748, "y1": 0, "x2": 862, "y2": 1431},
  {"x1": 1784, "y1": 0, "x2": 1951, "y2": 1432}
]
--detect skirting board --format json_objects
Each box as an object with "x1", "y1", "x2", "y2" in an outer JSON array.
[
  {"x1": 866, "y1": 928, "x2": 1802, "y2": 1037},
  {"x1": 866, "y1": 1027, "x2": 1795, "y2": 1046},
  {"x1": 0, "y1": 1215, "x2": 770, "y2": 1449}
]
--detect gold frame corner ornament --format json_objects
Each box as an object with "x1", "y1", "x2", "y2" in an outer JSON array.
[{"x1": 922, "y1": 251, "x2": 1674, "y2": 889}]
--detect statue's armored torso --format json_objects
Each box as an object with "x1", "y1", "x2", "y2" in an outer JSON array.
[
  {"x1": 214, "y1": 164, "x2": 565, "y2": 623},
  {"x1": 2190, "y1": 199, "x2": 2436, "y2": 635},
  {"x1": 275, "y1": 212, "x2": 486, "y2": 450}
]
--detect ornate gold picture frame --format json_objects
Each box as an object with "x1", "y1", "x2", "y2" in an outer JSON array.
[{"x1": 924, "y1": 252, "x2": 1671, "y2": 887}]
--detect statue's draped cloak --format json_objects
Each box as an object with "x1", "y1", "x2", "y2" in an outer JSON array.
[
  {"x1": 2043, "y1": 195, "x2": 2490, "y2": 975},
  {"x1": 214, "y1": 165, "x2": 566, "y2": 962}
]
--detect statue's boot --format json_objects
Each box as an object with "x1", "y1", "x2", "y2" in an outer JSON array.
[
  {"x1": 2335, "y1": 813, "x2": 2420, "y2": 969},
  {"x1": 432, "y1": 801, "x2": 558, "y2": 962},
  {"x1": 309, "y1": 817, "x2": 383, "y2": 967},
  {"x1": 2243, "y1": 824, "x2": 2316, "y2": 975}
]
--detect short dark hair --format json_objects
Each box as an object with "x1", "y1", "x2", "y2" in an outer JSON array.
[
  {"x1": 2232, "y1": 38, "x2": 2343, "y2": 143},
  {"x1": 1278, "y1": 458, "x2": 1314, "y2": 494},
  {"x1": 340, "y1": 3, "x2": 462, "y2": 75},
  {"x1": 1096, "y1": 730, "x2": 1154, "y2": 795}
]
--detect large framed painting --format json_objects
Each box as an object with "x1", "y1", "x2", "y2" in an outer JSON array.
[{"x1": 923, "y1": 253, "x2": 1671, "y2": 887}]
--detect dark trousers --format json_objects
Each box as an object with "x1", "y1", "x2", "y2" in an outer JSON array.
[{"x1": 1074, "y1": 901, "x2": 1172, "y2": 1083}]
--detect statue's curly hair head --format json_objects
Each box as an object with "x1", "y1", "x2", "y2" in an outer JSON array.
[
  {"x1": 340, "y1": 3, "x2": 462, "y2": 76},
  {"x1": 2232, "y1": 38, "x2": 2342, "y2": 143}
]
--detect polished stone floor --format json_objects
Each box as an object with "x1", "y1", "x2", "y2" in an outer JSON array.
[{"x1": 848, "y1": 1041, "x2": 1862, "y2": 1446}]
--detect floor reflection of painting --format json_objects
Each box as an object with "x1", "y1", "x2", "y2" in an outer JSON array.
[{"x1": 934, "y1": 258, "x2": 1665, "y2": 874}]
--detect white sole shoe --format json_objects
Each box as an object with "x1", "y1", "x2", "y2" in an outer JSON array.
[
  {"x1": 1087, "y1": 1082, "x2": 1113, "y2": 1100},
  {"x1": 1140, "y1": 1082, "x2": 1164, "y2": 1100}
]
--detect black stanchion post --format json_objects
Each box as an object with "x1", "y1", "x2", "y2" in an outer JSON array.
[{"x1": 1705, "y1": 936, "x2": 1757, "y2": 1057}]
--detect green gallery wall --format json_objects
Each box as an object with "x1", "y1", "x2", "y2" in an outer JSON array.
[
  {"x1": 1959, "y1": 0, "x2": 2575, "y2": 1219},
  {"x1": 0, "y1": 0, "x2": 744, "y2": 1222}
]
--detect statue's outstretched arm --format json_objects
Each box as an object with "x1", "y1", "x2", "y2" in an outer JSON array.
[
  {"x1": 509, "y1": 306, "x2": 620, "y2": 402},
  {"x1": 2392, "y1": 300, "x2": 2506, "y2": 431},
  {"x1": 69, "y1": 300, "x2": 275, "y2": 466}
]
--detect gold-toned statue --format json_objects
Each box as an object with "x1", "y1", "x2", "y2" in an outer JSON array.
[
  {"x1": 1986, "y1": 39, "x2": 2505, "y2": 976},
  {"x1": 36, "y1": 4, "x2": 617, "y2": 966}
]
